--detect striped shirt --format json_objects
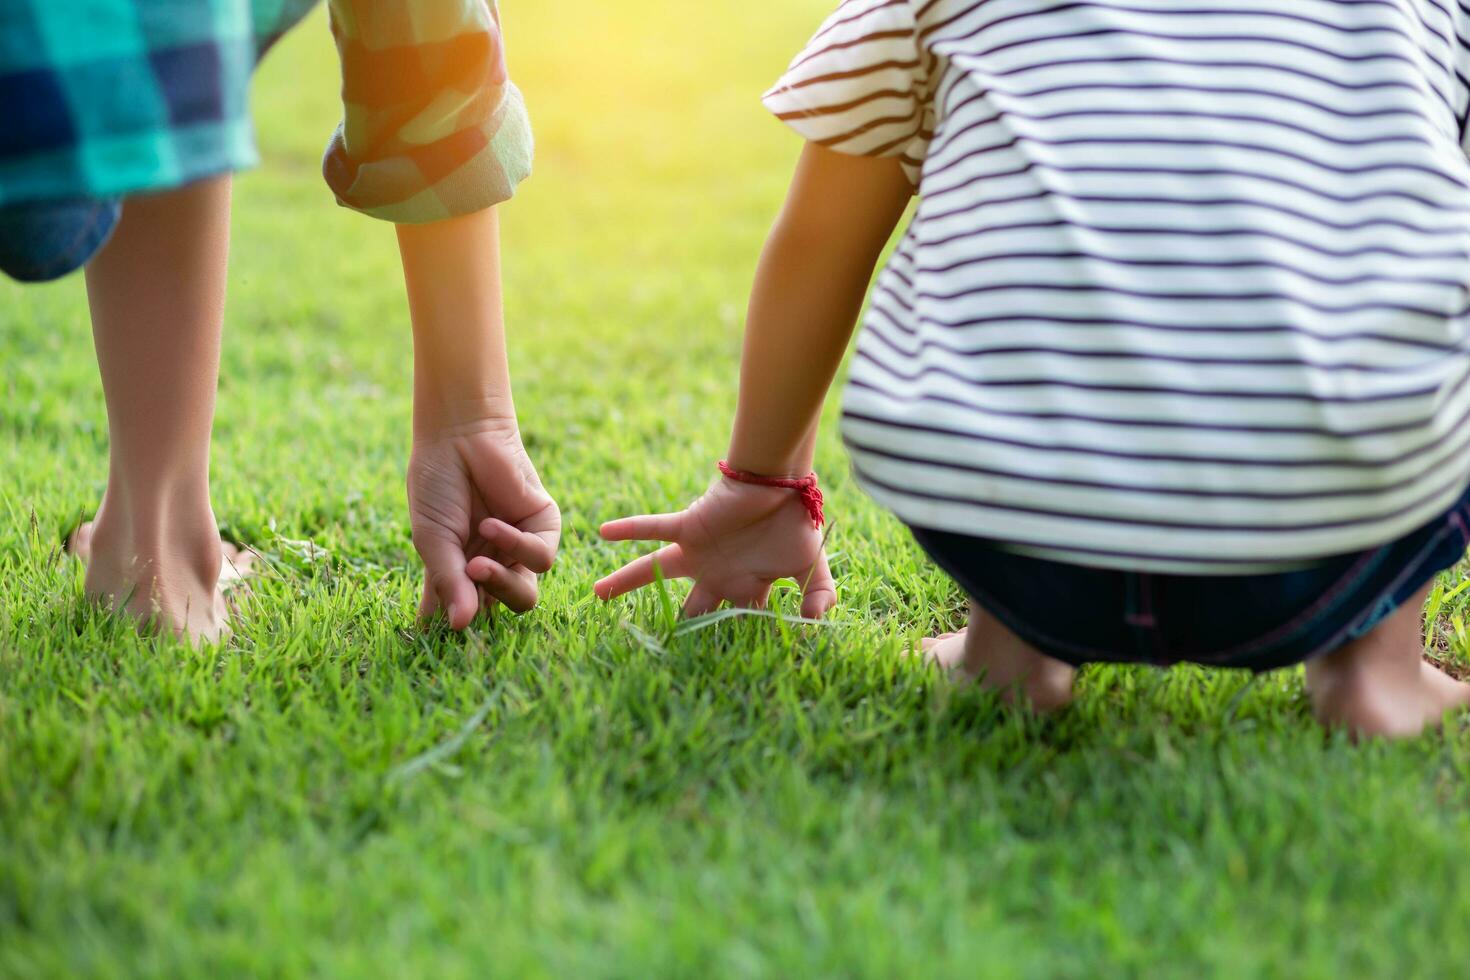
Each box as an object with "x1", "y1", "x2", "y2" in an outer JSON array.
[{"x1": 764, "y1": 0, "x2": 1470, "y2": 573}]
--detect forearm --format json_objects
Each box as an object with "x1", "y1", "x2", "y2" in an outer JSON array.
[
  {"x1": 727, "y1": 145, "x2": 913, "y2": 477},
  {"x1": 396, "y1": 207, "x2": 516, "y2": 436},
  {"x1": 727, "y1": 226, "x2": 870, "y2": 476}
]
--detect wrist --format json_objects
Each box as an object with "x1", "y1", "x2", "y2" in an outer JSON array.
[
  {"x1": 726, "y1": 417, "x2": 819, "y2": 480},
  {"x1": 412, "y1": 378, "x2": 519, "y2": 439},
  {"x1": 718, "y1": 460, "x2": 826, "y2": 528},
  {"x1": 724, "y1": 444, "x2": 814, "y2": 481},
  {"x1": 723, "y1": 460, "x2": 814, "y2": 481}
]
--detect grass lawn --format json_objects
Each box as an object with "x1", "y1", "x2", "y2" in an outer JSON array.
[{"x1": 7, "y1": 2, "x2": 1470, "y2": 975}]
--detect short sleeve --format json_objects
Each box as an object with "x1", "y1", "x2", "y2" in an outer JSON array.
[
  {"x1": 322, "y1": 0, "x2": 533, "y2": 224},
  {"x1": 762, "y1": 0, "x2": 932, "y2": 184}
]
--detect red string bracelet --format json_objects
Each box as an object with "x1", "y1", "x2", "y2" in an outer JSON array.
[{"x1": 718, "y1": 460, "x2": 825, "y2": 529}]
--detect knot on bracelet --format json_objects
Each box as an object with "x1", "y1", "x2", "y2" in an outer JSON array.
[{"x1": 718, "y1": 460, "x2": 826, "y2": 529}]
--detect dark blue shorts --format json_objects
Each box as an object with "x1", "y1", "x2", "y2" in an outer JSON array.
[
  {"x1": 911, "y1": 483, "x2": 1470, "y2": 673},
  {"x1": 0, "y1": 197, "x2": 120, "y2": 283}
]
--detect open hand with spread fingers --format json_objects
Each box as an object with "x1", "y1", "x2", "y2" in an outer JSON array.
[{"x1": 594, "y1": 472, "x2": 836, "y2": 619}]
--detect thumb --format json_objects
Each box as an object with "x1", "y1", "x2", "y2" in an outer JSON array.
[
  {"x1": 799, "y1": 552, "x2": 837, "y2": 620},
  {"x1": 413, "y1": 525, "x2": 479, "y2": 630}
]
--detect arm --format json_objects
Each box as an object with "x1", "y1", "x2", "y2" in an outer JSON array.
[
  {"x1": 727, "y1": 144, "x2": 916, "y2": 477},
  {"x1": 399, "y1": 208, "x2": 516, "y2": 435},
  {"x1": 595, "y1": 144, "x2": 912, "y2": 617},
  {"x1": 398, "y1": 208, "x2": 560, "y2": 630},
  {"x1": 319, "y1": 2, "x2": 549, "y2": 629}
]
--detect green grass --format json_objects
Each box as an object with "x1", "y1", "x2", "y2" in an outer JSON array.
[{"x1": 5, "y1": 3, "x2": 1470, "y2": 976}]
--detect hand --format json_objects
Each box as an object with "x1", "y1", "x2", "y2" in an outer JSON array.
[
  {"x1": 407, "y1": 419, "x2": 560, "y2": 629},
  {"x1": 594, "y1": 477, "x2": 837, "y2": 619}
]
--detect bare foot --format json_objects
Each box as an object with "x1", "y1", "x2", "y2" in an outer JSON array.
[
  {"x1": 69, "y1": 521, "x2": 257, "y2": 585},
  {"x1": 921, "y1": 630, "x2": 968, "y2": 671},
  {"x1": 68, "y1": 519, "x2": 256, "y2": 643},
  {"x1": 921, "y1": 606, "x2": 1076, "y2": 712},
  {"x1": 1306, "y1": 584, "x2": 1470, "y2": 739}
]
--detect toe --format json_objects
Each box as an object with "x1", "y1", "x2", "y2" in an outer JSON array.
[
  {"x1": 923, "y1": 631, "x2": 971, "y2": 672},
  {"x1": 218, "y1": 542, "x2": 259, "y2": 589},
  {"x1": 67, "y1": 521, "x2": 96, "y2": 562},
  {"x1": 921, "y1": 629, "x2": 963, "y2": 652},
  {"x1": 1420, "y1": 659, "x2": 1470, "y2": 717}
]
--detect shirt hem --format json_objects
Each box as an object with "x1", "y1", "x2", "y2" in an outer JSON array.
[{"x1": 848, "y1": 456, "x2": 1470, "y2": 576}]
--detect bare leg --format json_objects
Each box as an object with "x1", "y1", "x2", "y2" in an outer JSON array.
[
  {"x1": 923, "y1": 602, "x2": 1077, "y2": 711},
  {"x1": 1306, "y1": 583, "x2": 1470, "y2": 738},
  {"x1": 78, "y1": 175, "x2": 244, "y2": 642}
]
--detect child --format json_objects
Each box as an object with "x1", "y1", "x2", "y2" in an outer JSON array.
[
  {"x1": 0, "y1": 0, "x2": 559, "y2": 640},
  {"x1": 595, "y1": 0, "x2": 1470, "y2": 738}
]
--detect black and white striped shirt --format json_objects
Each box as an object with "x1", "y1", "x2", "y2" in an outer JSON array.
[{"x1": 764, "y1": 0, "x2": 1470, "y2": 572}]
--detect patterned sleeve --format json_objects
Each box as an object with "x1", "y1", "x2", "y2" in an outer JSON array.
[
  {"x1": 762, "y1": 0, "x2": 932, "y2": 184},
  {"x1": 322, "y1": 0, "x2": 533, "y2": 223}
]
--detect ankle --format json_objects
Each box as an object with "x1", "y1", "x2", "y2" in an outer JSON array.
[
  {"x1": 1022, "y1": 662, "x2": 1077, "y2": 711},
  {"x1": 87, "y1": 497, "x2": 223, "y2": 587},
  {"x1": 1306, "y1": 634, "x2": 1423, "y2": 699}
]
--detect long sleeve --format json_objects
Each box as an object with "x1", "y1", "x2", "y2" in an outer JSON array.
[{"x1": 322, "y1": 0, "x2": 532, "y2": 223}]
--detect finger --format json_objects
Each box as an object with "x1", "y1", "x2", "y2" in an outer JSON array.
[
  {"x1": 594, "y1": 545, "x2": 688, "y2": 601},
  {"x1": 800, "y1": 553, "x2": 838, "y2": 620},
  {"x1": 724, "y1": 579, "x2": 773, "y2": 611},
  {"x1": 682, "y1": 583, "x2": 722, "y2": 618},
  {"x1": 467, "y1": 556, "x2": 539, "y2": 613},
  {"x1": 478, "y1": 517, "x2": 557, "y2": 574},
  {"x1": 599, "y1": 512, "x2": 685, "y2": 544},
  {"x1": 413, "y1": 527, "x2": 479, "y2": 631},
  {"x1": 521, "y1": 499, "x2": 562, "y2": 571}
]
